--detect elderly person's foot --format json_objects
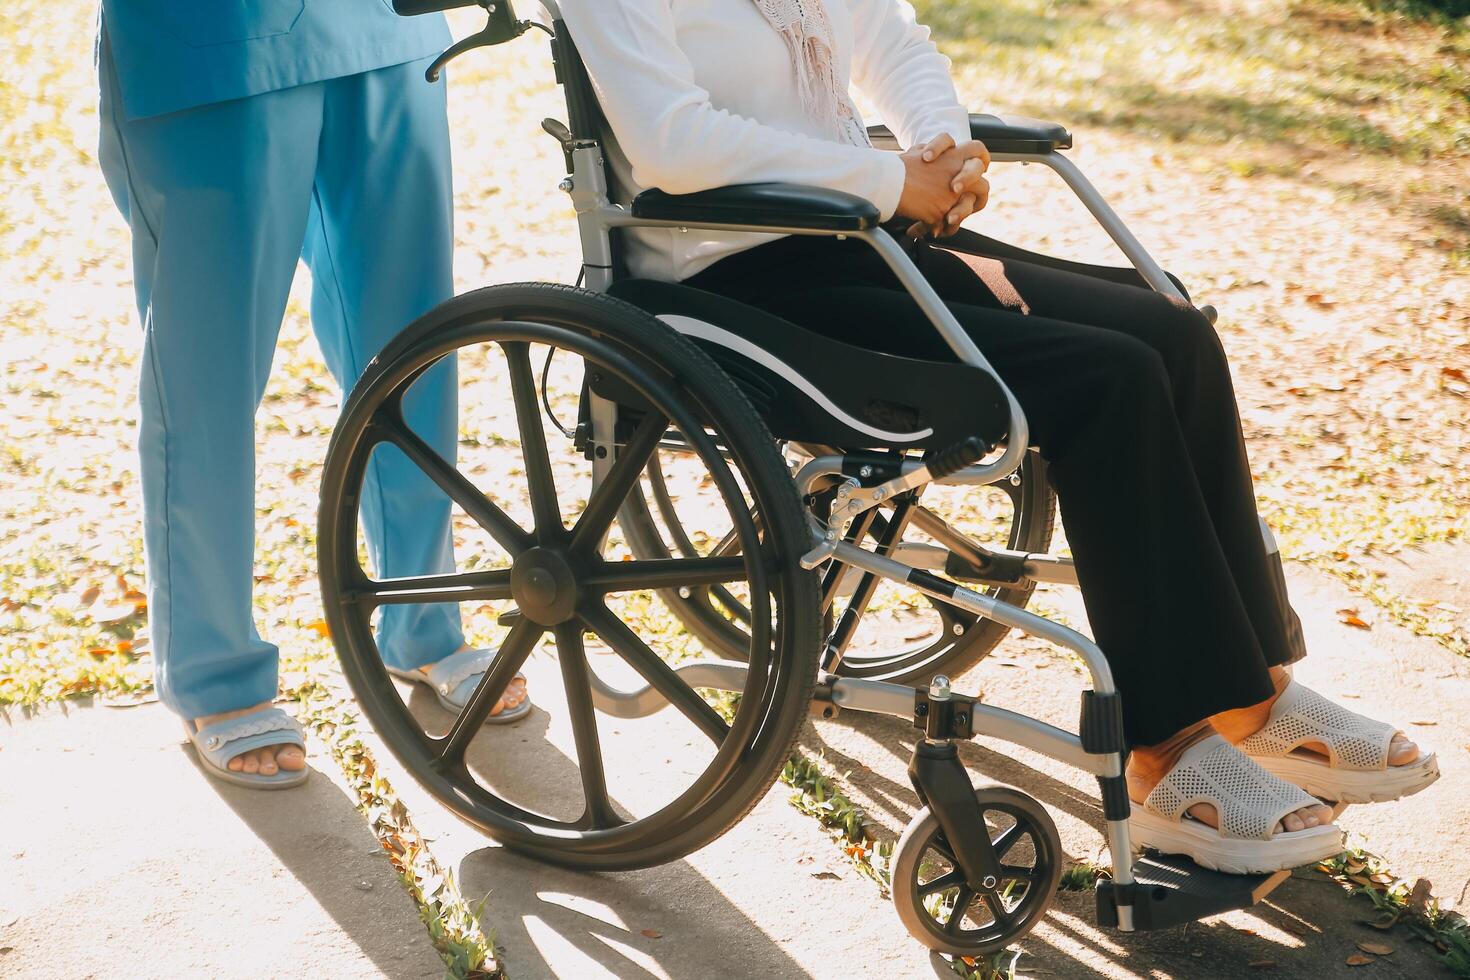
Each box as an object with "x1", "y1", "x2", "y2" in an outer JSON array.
[
  {"x1": 1126, "y1": 722, "x2": 1343, "y2": 874},
  {"x1": 1213, "y1": 666, "x2": 1419, "y2": 765},
  {"x1": 1209, "y1": 666, "x2": 1437, "y2": 804},
  {"x1": 193, "y1": 702, "x2": 308, "y2": 776},
  {"x1": 1128, "y1": 721, "x2": 1334, "y2": 834}
]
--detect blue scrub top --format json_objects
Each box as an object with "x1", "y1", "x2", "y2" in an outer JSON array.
[{"x1": 102, "y1": 1, "x2": 452, "y2": 119}]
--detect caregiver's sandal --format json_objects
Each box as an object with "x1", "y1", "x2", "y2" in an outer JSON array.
[
  {"x1": 1128, "y1": 734, "x2": 1343, "y2": 875},
  {"x1": 185, "y1": 703, "x2": 309, "y2": 790},
  {"x1": 1234, "y1": 679, "x2": 1439, "y2": 804},
  {"x1": 388, "y1": 646, "x2": 532, "y2": 723}
]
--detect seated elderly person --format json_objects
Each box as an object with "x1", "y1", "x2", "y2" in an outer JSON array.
[{"x1": 556, "y1": 0, "x2": 1437, "y2": 873}]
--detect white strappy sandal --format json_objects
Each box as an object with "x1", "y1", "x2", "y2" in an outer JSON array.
[
  {"x1": 1130, "y1": 735, "x2": 1344, "y2": 875},
  {"x1": 1238, "y1": 680, "x2": 1439, "y2": 804}
]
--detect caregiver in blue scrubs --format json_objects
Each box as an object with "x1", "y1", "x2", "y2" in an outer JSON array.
[{"x1": 97, "y1": 0, "x2": 530, "y2": 789}]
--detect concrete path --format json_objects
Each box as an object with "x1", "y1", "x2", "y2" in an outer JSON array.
[
  {"x1": 1, "y1": 556, "x2": 1463, "y2": 979},
  {"x1": 0, "y1": 700, "x2": 444, "y2": 980}
]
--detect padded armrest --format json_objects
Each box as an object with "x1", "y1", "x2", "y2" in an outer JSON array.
[
  {"x1": 392, "y1": 0, "x2": 481, "y2": 14},
  {"x1": 866, "y1": 114, "x2": 1073, "y2": 155},
  {"x1": 631, "y1": 183, "x2": 881, "y2": 232}
]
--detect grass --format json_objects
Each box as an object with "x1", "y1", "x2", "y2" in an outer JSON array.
[
  {"x1": 920, "y1": 0, "x2": 1470, "y2": 163},
  {"x1": 1317, "y1": 846, "x2": 1470, "y2": 977},
  {"x1": 781, "y1": 753, "x2": 898, "y2": 892}
]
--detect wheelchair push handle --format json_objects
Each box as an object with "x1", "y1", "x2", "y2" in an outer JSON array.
[{"x1": 396, "y1": 0, "x2": 545, "y2": 82}]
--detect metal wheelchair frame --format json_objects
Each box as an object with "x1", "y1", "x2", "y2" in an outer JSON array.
[{"x1": 382, "y1": 0, "x2": 1309, "y2": 947}]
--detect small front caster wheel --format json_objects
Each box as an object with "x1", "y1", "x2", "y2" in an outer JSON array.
[{"x1": 891, "y1": 784, "x2": 1062, "y2": 957}]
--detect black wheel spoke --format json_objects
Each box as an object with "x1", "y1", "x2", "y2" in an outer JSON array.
[
  {"x1": 554, "y1": 623, "x2": 622, "y2": 830},
  {"x1": 380, "y1": 413, "x2": 532, "y2": 556},
  {"x1": 918, "y1": 869, "x2": 963, "y2": 897},
  {"x1": 352, "y1": 569, "x2": 513, "y2": 607},
  {"x1": 570, "y1": 410, "x2": 668, "y2": 553},
  {"x1": 584, "y1": 556, "x2": 749, "y2": 593},
  {"x1": 944, "y1": 885, "x2": 976, "y2": 933},
  {"x1": 504, "y1": 342, "x2": 562, "y2": 536},
  {"x1": 990, "y1": 821, "x2": 1026, "y2": 861},
  {"x1": 1000, "y1": 863, "x2": 1037, "y2": 883},
  {"x1": 436, "y1": 619, "x2": 542, "y2": 767},
  {"x1": 580, "y1": 603, "x2": 729, "y2": 745},
  {"x1": 709, "y1": 526, "x2": 742, "y2": 558},
  {"x1": 987, "y1": 890, "x2": 1016, "y2": 926}
]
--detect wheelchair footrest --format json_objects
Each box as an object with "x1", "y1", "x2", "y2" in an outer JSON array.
[{"x1": 1095, "y1": 852, "x2": 1285, "y2": 932}]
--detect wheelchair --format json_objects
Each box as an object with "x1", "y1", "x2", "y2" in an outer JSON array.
[{"x1": 317, "y1": 0, "x2": 1311, "y2": 957}]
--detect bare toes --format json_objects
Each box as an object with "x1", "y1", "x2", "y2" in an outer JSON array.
[
  {"x1": 257, "y1": 749, "x2": 278, "y2": 776},
  {"x1": 240, "y1": 751, "x2": 261, "y2": 774},
  {"x1": 1389, "y1": 734, "x2": 1420, "y2": 766},
  {"x1": 1282, "y1": 811, "x2": 1304, "y2": 832},
  {"x1": 276, "y1": 745, "x2": 307, "y2": 772},
  {"x1": 228, "y1": 755, "x2": 245, "y2": 772}
]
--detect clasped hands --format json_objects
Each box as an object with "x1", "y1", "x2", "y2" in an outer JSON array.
[{"x1": 895, "y1": 132, "x2": 991, "y2": 239}]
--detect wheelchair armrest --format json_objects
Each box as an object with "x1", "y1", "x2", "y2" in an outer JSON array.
[
  {"x1": 866, "y1": 114, "x2": 1074, "y2": 155},
  {"x1": 392, "y1": 0, "x2": 480, "y2": 12},
  {"x1": 631, "y1": 183, "x2": 881, "y2": 232}
]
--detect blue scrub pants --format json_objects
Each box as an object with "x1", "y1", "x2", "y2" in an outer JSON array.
[{"x1": 98, "y1": 45, "x2": 463, "y2": 719}]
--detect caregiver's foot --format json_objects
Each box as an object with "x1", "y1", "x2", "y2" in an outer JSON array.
[
  {"x1": 417, "y1": 646, "x2": 528, "y2": 716},
  {"x1": 1127, "y1": 722, "x2": 1335, "y2": 833},
  {"x1": 1211, "y1": 666, "x2": 1421, "y2": 768},
  {"x1": 193, "y1": 702, "x2": 307, "y2": 776}
]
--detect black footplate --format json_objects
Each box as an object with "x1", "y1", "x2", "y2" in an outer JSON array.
[{"x1": 1096, "y1": 852, "x2": 1283, "y2": 931}]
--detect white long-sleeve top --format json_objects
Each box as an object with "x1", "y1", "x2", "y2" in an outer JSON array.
[{"x1": 555, "y1": 0, "x2": 970, "y2": 281}]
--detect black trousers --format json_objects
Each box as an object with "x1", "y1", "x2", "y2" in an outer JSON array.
[{"x1": 685, "y1": 232, "x2": 1304, "y2": 746}]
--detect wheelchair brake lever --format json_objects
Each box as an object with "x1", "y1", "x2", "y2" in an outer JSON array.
[{"x1": 424, "y1": 3, "x2": 542, "y2": 82}]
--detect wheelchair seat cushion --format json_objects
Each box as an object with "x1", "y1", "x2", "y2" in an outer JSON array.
[{"x1": 606, "y1": 278, "x2": 1009, "y2": 452}]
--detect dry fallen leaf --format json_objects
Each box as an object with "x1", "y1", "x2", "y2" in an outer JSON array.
[
  {"x1": 640, "y1": 929, "x2": 662, "y2": 939},
  {"x1": 1337, "y1": 608, "x2": 1372, "y2": 629},
  {"x1": 92, "y1": 602, "x2": 140, "y2": 624},
  {"x1": 306, "y1": 620, "x2": 332, "y2": 639},
  {"x1": 1407, "y1": 878, "x2": 1434, "y2": 913},
  {"x1": 75, "y1": 584, "x2": 100, "y2": 608},
  {"x1": 1345, "y1": 953, "x2": 1374, "y2": 966},
  {"x1": 1356, "y1": 942, "x2": 1393, "y2": 956}
]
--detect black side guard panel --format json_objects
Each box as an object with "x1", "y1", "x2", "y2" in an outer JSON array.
[{"x1": 603, "y1": 279, "x2": 1009, "y2": 453}]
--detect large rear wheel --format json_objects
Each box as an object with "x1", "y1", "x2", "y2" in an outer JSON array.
[
  {"x1": 621, "y1": 445, "x2": 1055, "y2": 685},
  {"x1": 318, "y1": 283, "x2": 820, "y2": 869}
]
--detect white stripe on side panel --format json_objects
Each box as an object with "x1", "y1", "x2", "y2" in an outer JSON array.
[{"x1": 657, "y1": 313, "x2": 933, "y2": 444}]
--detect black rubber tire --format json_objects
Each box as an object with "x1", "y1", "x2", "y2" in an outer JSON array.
[
  {"x1": 891, "y1": 784, "x2": 1063, "y2": 957},
  {"x1": 318, "y1": 282, "x2": 820, "y2": 870},
  {"x1": 621, "y1": 447, "x2": 1056, "y2": 685}
]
